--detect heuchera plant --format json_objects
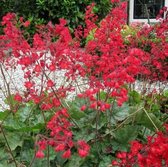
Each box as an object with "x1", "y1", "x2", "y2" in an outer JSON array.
[
  {"x1": 112, "y1": 124, "x2": 168, "y2": 167},
  {"x1": 0, "y1": 0, "x2": 168, "y2": 166}
]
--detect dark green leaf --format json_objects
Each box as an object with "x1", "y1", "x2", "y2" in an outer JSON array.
[
  {"x1": 110, "y1": 103, "x2": 130, "y2": 124},
  {"x1": 98, "y1": 156, "x2": 112, "y2": 167},
  {"x1": 128, "y1": 90, "x2": 141, "y2": 104},
  {"x1": 135, "y1": 110, "x2": 163, "y2": 131},
  {"x1": 115, "y1": 125, "x2": 139, "y2": 144},
  {"x1": 65, "y1": 154, "x2": 84, "y2": 167}
]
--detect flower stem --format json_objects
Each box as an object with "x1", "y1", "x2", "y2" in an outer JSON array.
[
  {"x1": 143, "y1": 108, "x2": 159, "y2": 132},
  {"x1": 0, "y1": 125, "x2": 18, "y2": 167}
]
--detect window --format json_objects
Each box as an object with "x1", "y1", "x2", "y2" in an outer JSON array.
[
  {"x1": 129, "y1": 0, "x2": 168, "y2": 23},
  {"x1": 134, "y1": 0, "x2": 164, "y2": 19}
]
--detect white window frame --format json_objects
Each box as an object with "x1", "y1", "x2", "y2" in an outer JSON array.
[{"x1": 129, "y1": 0, "x2": 168, "y2": 23}]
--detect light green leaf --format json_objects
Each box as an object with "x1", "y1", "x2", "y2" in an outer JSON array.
[
  {"x1": 163, "y1": 90, "x2": 168, "y2": 97},
  {"x1": 0, "y1": 110, "x2": 10, "y2": 121},
  {"x1": 5, "y1": 133, "x2": 23, "y2": 151}
]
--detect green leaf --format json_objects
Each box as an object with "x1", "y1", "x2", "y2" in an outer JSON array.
[
  {"x1": 128, "y1": 90, "x2": 141, "y2": 104},
  {"x1": 50, "y1": 152, "x2": 67, "y2": 167},
  {"x1": 69, "y1": 109, "x2": 86, "y2": 120},
  {"x1": 135, "y1": 110, "x2": 163, "y2": 131},
  {"x1": 0, "y1": 162, "x2": 15, "y2": 167},
  {"x1": 98, "y1": 156, "x2": 112, "y2": 167},
  {"x1": 0, "y1": 110, "x2": 10, "y2": 121},
  {"x1": 0, "y1": 148, "x2": 9, "y2": 162},
  {"x1": 115, "y1": 125, "x2": 139, "y2": 144},
  {"x1": 2, "y1": 104, "x2": 46, "y2": 132},
  {"x1": 86, "y1": 28, "x2": 97, "y2": 44},
  {"x1": 110, "y1": 103, "x2": 130, "y2": 124},
  {"x1": 17, "y1": 105, "x2": 32, "y2": 122},
  {"x1": 163, "y1": 90, "x2": 168, "y2": 97},
  {"x1": 65, "y1": 154, "x2": 84, "y2": 167},
  {"x1": 5, "y1": 133, "x2": 23, "y2": 151},
  {"x1": 68, "y1": 98, "x2": 86, "y2": 120},
  {"x1": 91, "y1": 113, "x2": 106, "y2": 130},
  {"x1": 74, "y1": 129, "x2": 95, "y2": 142}
]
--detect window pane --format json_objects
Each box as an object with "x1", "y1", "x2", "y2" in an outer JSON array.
[{"x1": 134, "y1": 0, "x2": 164, "y2": 19}]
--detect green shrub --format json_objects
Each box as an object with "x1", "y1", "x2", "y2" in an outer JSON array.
[{"x1": 0, "y1": 0, "x2": 112, "y2": 34}]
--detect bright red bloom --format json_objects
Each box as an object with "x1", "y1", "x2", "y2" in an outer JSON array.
[
  {"x1": 23, "y1": 20, "x2": 30, "y2": 27},
  {"x1": 77, "y1": 140, "x2": 90, "y2": 158},
  {"x1": 80, "y1": 105, "x2": 86, "y2": 111},
  {"x1": 113, "y1": 126, "x2": 168, "y2": 167},
  {"x1": 62, "y1": 149, "x2": 71, "y2": 159},
  {"x1": 47, "y1": 80, "x2": 54, "y2": 87},
  {"x1": 14, "y1": 93, "x2": 22, "y2": 102},
  {"x1": 78, "y1": 149, "x2": 89, "y2": 158},
  {"x1": 54, "y1": 144, "x2": 65, "y2": 152},
  {"x1": 24, "y1": 81, "x2": 34, "y2": 89},
  {"x1": 37, "y1": 140, "x2": 47, "y2": 150},
  {"x1": 34, "y1": 65, "x2": 41, "y2": 73},
  {"x1": 36, "y1": 150, "x2": 45, "y2": 158}
]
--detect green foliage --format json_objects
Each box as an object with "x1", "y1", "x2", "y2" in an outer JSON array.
[
  {"x1": 0, "y1": 89, "x2": 167, "y2": 166},
  {"x1": 85, "y1": 28, "x2": 97, "y2": 44},
  {"x1": 0, "y1": 101, "x2": 53, "y2": 166},
  {"x1": 0, "y1": 0, "x2": 112, "y2": 35}
]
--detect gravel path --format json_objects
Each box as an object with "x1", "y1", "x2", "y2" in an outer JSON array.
[
  {"x1": 0, "y1": 53, "x2": 167, "y2": 112},
  {"x1": 0, "y1": 61, "x2": 88, "y2": 112}
]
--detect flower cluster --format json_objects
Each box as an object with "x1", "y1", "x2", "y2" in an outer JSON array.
[
  {"x1": 112, "y1": 126, "x2": 168, "y2": 167},
  {"x1": 0, "y1": 0, "x2": 168, "y2": 162},
  {"x1": 35, "y1": 108, "x2": 90, "y2": 159}
]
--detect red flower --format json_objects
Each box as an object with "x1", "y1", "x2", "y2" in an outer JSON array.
[
  {"x1": 24, "y1": 81, "x2": 34, "y2": 89},
  {"x1": 52, "y1": 98, "x2": 61, "y2": 107},
  {"x1": 78, "y1": 149, "x2": 89, "y2": 158},
  {"x1": 14, "y1": 93, "x2": 22, "y2": 102},
  {"x1": 34, "y1": 65, "x2": 41, "y2": 73},
  {"x1": 55, "y1": 144, "x2": 65, "y2": 152},
  {"x1": 111, "y1": 0, "x2": 120, "y2": 3},
  {"x1": 77, "y1": 140, "x2": 90, "y2": 158},
  {"x1": 23, "y1": 20, "x2": 30, "y2": 27},
  {"x1": 80, "y1": 105, "x2": 86, "y2": 111},
  {"x1": 47, "y1": 80, "x2": 54, "y2": 87},
  {"x1": 62, "y1": 149, "x2": 71, "y2": 159},
  {"x1": 59, "y1": 18, "x2": 67, "y2": 26},
  {"x1": 36, "y1": 150, "x2": 44, "y2": 158},
  {"x1": 49, "y1": 64, "x2": 56, "y2": 71}
]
